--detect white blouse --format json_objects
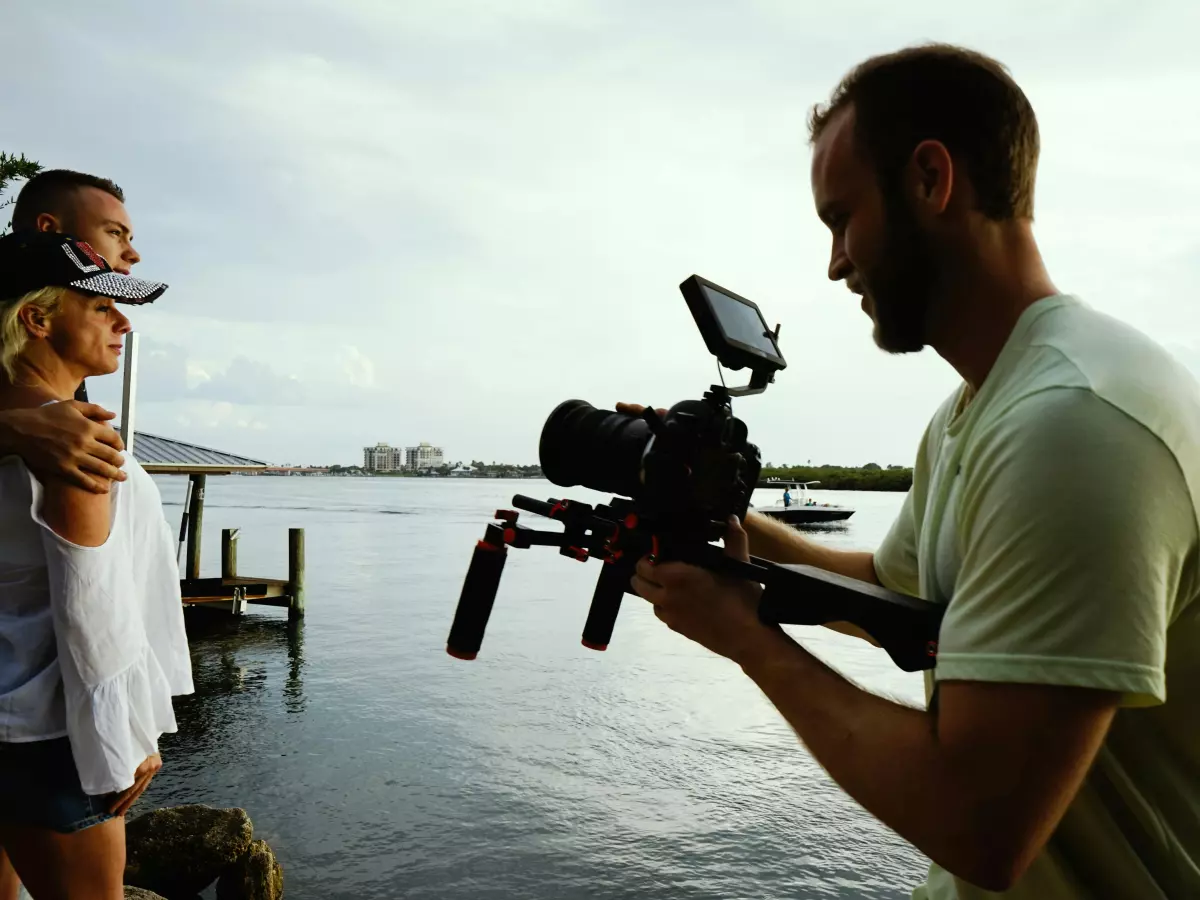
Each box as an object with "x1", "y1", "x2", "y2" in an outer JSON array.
[{"x1": 0, "y1": 438, "x2": 193, "y2": 795}]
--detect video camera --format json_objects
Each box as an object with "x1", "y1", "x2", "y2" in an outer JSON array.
[{"x1": 446, "y1": 276, "x2": 943, "y2": 672}]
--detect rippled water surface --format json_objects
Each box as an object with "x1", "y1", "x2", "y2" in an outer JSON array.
[{"x1": 141, "y1": 477, "x2": 929, "y2": 899}]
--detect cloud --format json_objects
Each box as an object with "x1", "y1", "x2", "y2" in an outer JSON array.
[
  {"x1": 109, "y1": 336, "x2": 386, "y2": 409},
  {"x1": 8, "y1": 0, "x2": 1200, "y2": 467},
  {"x1": 171, "y1": 401, "x2": 270, "y2": 432}
]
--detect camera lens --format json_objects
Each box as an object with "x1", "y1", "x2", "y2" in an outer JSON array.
[{"x1": 538, "y1": 400, "x2": 651, "y2": 497}]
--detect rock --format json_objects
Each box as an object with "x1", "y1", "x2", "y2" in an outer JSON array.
[
  {"x1": 125, "y1": 889, "x2": 169, "y2": 900},
  {"x1": 125, "y1": 805, "x2": 254, "y2": 898},
  {"x1": 216, "y1": 839, "x2": 285, "y2": 900}
]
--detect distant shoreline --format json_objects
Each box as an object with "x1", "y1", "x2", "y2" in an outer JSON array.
[
  {"x1": 257, "y1": 464, "x2": 913, "y2": 492},
  {"x1": 759, "y1": 465, "x2": 913, "y2": 492}
]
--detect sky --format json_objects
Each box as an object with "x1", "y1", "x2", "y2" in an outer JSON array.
[{"x1": 4, "y1": 0, "x2": 1199, "y2": 468}]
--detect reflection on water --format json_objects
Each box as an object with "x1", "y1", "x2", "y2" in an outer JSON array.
[
  {"x1": 172, "y1": 613, "x2": 308, "y2": 733},
  {"x1": 134, "y1": 478, "x2": 927, "y2": 899},
  {"x1": 790, "y1": 520, "x2": 852, "y2": 536}
]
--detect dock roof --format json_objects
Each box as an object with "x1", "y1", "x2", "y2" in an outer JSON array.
[{"x1": 131, "y1": 431, "x2": 269, "y2": 475}]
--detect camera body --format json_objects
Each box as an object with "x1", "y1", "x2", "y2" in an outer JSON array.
[
  {"x1": 536, "y1": 275, "x2": 786, "y2": 542},
  {"x1": 539, "y1": 390, "x2": 758, "y2": 547}
]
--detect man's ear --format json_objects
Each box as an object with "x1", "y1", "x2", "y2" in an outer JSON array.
[
  {"x1": 17, "y1": 303, "x2": 52, "y2": 339},
  {"x1": 907, "y1": 140, "x2": 954, "y2": 218},
  {"x1": 33, "y1": 212, "x2": 62, "y2": 233}
]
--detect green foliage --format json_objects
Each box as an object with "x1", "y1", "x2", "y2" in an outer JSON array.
[
  {"x1": 357, "y1": 459, "x2": 544, "y2": 478},
  {"x1": 761, "y1": 463, "x2": 912, "y2": 492},
  {"x1": 445, "y1": 461, "x2": 543, "y2": 478},
  {"x1": 0, "y1": 152, "x2": 41, "y2": 234}
]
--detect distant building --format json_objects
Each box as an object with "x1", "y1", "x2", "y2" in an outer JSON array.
[
  {"x1": 449, "y1": 464, "x2": 474, "y2": 477},
  {"x1": 364, "y1": 442, "x2": 404, "y2": 472},
  {"x1": 405, "y1": 442, "x2": 444, "y2": 471}
]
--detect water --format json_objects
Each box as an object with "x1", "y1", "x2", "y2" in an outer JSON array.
[{"x1": 140, "y1": 477, "x2": 930, "y2": 899}]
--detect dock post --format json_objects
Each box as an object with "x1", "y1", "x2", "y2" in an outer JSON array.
[
  {"x1": 119, "y1": 331, "x2": 139, "y2": 456},
  {"x1": 221, "y1": 528, "x2": 239, "y2": 579},
  {"x1": 185, "y1": 473, "x2": 206, "y2": 580},
  {"x1": 288, "y1": 528, "x2": 305, "y2": 621}
]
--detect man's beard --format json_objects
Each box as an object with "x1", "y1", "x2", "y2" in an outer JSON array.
[{"x1": 861, "y1": 191, "x2": 939, "y2": 354}]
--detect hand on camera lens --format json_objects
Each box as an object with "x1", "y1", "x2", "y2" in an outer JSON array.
[{"x1": 615, "y1": 402, "x2": 668, "y2": 417}]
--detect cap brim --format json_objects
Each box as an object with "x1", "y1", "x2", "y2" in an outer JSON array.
[{"x1": 71, "y1": 271, "x2": 168, "y2": 305}]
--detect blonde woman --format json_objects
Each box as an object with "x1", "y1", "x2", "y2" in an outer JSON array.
[{"x1": 0, "y1": 232, "x2": 193, "y2": 900}]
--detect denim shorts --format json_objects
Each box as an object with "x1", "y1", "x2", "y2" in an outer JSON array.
[{"x1": 0, "y1": 737, "x2": 117, "y2": 833}]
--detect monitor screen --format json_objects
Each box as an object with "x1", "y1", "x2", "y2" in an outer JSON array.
[{"x1": 703, "y1": 285, "x2": 780, "y2": 359}]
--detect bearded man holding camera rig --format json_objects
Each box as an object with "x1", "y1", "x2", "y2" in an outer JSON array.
[{"x1": 626, "y1": 44, "x2": 1200, "y2": 898}]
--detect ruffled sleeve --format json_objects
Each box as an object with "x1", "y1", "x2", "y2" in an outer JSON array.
[{"x1": 28, "y1": 461, "x2": 188, "y2": 796}]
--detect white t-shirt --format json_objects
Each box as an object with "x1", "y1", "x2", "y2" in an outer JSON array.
[
  {"x1": 874, "y1": 294, "x2": 1200, "y2": 899},
  {"x1": 0, "y1": 437, "x2": 193, "y2": 794}
]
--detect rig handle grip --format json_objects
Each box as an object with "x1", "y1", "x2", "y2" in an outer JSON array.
[
  {"x1": 447, "y1": 540, "x2": 508, "y2": 660},
  {"x1": 581, "y1": 555, "x2": 635, "y2": 651}
]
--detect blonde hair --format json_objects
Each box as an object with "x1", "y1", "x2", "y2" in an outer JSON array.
[{"x1": 0, "y1": 286, "x2": 67, "y2": 382}]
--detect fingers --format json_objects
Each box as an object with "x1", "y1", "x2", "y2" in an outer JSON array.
[
  {"x1": 108, "y1": 785, "x2": 134, "y2": 816},
  {"x1": 723, "y1": 515, "x2": 750, "y2": 562},
  {"x1": 615, "y1": 402, "x2": 669, "y2": 417},
  {"x1": 89, "y1": 426, "x2": 124, "y2": 453},
  {"x1": 109, "y1": 772, "x2": 153, "y2": 817},
  {"x1": 634, "y1": 555, "x2": 655, "y2": 582},
  {"x1": 105, "y1": 754, "x2": 162, "y2": 816},
  {"x1": 114, "y1": 781, "x2": 145, "y2": 816},
  {"x1": 629, "y1": 571, "x2": 661, "y2": 603},
  {"x1": 632, "y1": 557, "x2": 699, "y2": 604},
  {"x1": 79, "y1": 442, "x2": 126, "y2": 477},
  {"x1": 74, "y1": 429, "x2": 128, "y2": 491},
  {"x1": 68, "y1": 461, "x2": 121, "y2": 494},
  {"x1": 71, "y1": 402, "x2": 117, "y2": 422}
]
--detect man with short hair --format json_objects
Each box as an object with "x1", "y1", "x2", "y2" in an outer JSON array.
[
  {"x1": 0, "y1": 169, "x2": 141, "y2": 492},
  {"x1": 14, "y1": 169, "x2": 141, "y2": 403},
  {"x1": 628, "y1": 44, "x2": 1199, "y2": 897},
  {"x1": 11, "y1": 169, "x2": 140, "y2": 274}
]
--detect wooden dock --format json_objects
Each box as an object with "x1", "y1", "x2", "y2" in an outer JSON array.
[{"x1": 175, "y1": 472, "x2": 306, "y2": 621}]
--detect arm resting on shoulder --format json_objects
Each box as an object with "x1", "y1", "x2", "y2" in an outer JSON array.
[{"x1": 0, "y1": 403, "x2": 125, "y2": 492}]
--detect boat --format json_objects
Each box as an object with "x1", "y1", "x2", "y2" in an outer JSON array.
[{"x1": 751, "y1": 480, "x2": 855, "y2": 525}]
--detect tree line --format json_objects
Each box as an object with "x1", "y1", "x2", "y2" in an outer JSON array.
[
  {"x1": 1, "y1": 151, "x2": 42, "y2": 233},
  {"x1": 761, "y1": 462, "x2": 912, "y2": 492}
]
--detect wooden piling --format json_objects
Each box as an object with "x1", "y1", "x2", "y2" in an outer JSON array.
[
  {"x1": 221, "y1": 528, "x2": 239, "y2": 579},
  {"x1": 288, "y1": 528, "x2": 305, "y2": 621},
  {"x1": 185, "y1": 473, "x2": 206, "y2": 580}
]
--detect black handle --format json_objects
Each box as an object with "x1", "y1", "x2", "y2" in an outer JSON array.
[
  {"x1": 757, "y1": 564, "x2": 942, "y2": 672},
  {"x1": 446, "y1": 540, "x2": 508, "y2": 660},
  {"x1": 581, "y1": 555, "x2": 636, "y2": 651}
]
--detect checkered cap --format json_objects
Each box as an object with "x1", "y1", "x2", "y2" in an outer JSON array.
[{"x1": 0, "y1": 230, "x2": 167, "y2": 305}]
